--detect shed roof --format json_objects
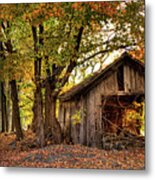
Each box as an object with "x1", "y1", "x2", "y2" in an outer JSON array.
[{"x1": 59, "y1": 52, "x2": 144, "y2": 101}]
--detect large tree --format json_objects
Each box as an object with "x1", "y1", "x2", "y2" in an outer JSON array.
[
  {"x1": 29, "y1": 1, "x2": 144, "y2": 145},
  {"x1": 0, "y1": 1, "x2": 144, "y2": 146}
]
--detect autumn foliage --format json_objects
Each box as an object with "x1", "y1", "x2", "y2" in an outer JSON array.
[
  {"x1": 0, "y1": 1, "x2": 144, "y2": 169},
  {"x1": 0, "y1": 132, "x2": 144, "y2": 169}
]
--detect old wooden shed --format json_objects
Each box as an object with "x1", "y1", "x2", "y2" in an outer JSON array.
[{"x1": 58, "y1": 52, "x2": 145, "y2": 148}]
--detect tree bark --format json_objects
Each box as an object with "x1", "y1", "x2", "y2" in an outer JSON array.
[
  {"x1": 0, "y1": 41, "x2": 9, "y2": 132},
  {"x1": 32, "y1": 72, "x2": 45, "y2": 147},
  {"x1": 32, "y1": 90, "x2": 37, "y2": 132},
  {"x1": 11, "y1": 117, "x2": 15, "y2": 132},
  {"x1": 10, "y1": 80, "x2": 23, "y2": 140},
  {"x1": 31, "y1": 24, "x2": 45, "y2": 147},
  {"x1": 35, "y1": 84, "x2": 45, "y2": 147},
  {"x1": 0, "y1": 82, "x2": 5, "y2": 132},
  {"x1": 45, "y1": 80, "x2": 62, "y2": 143},
  {"x1": 1, "y1": 82, "x2": 5, "y2": 132},
  {"x1": 1, "y1": 24, "x2": 21, "y2": 134},
  {"x1": 0, "y1": 82, "x2": 9, "y2": 132},
  {"x1": 43, "y1": 27, "x2": 84, "y2": 143}
]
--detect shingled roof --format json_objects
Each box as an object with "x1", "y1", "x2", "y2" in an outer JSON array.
[{"x1": 59, "y1": 52, "x2": 144, "y2": 101}]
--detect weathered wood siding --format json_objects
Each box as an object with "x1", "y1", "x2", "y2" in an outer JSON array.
[
  {"x1": 59, "y1": 60, "x2": 144, "y2": 148},
  {"x1": 84, "y1": 71, "x2": 118, "y2": 147},
  {"x1": 124, "y1": 62, "x2": 144, "y2": 93}
]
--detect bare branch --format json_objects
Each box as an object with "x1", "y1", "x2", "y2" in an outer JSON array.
[{"x1": 78, "y1": 44, "x2": 135, "y2": 66}]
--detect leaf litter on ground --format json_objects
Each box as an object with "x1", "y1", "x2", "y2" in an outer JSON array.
[{"x1": 0, "y1": 131, "x2": 145, "y2": 169}]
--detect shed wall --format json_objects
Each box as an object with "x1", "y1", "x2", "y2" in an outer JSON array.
[{"x1": 59, "y1": 61, "x2": 144, "y2": 148}]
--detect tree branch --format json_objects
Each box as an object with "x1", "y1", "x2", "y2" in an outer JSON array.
[
  {"x1": 78, "y1": 44, "x2": 135, "y2": 66},
  {"x1": 51, "y1": 26, "x2": 84, "y2": 96},
  {"x1": 58, "y1": 26, "x2": 84, "y2": 87}
]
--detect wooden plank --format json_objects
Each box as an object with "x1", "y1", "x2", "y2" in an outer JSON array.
[
  {"x1": 113, "y1": 71, "x2": 118, "y2": 92},
  {"x1": 124, "y1": 64, "x2": 131, "y2": 92},
  {"x1": 61, "y1": 105, "x2": 65, "y2": 133},
  {"x1": 68, "y1": 102, "x2": 72, "y2": 143},
  {"x1": 64, "y1": 103, "x2": 69, "y2": 139},
  {"x1": 86, "y1": 92, "x2": 91, "y2": 146},
  {"x1": 79, "y1": 98, "x2": 83, "y2": 144},
  {"x1": 60, "y1": 104, "x2": 65, "y2": 130},
  {"x1": 130, "y1": 66, "x2": 136, "y2": 91},
  {"x1": 135, "y1": 70, "x2": 139, "y2": 90},
  {"x1": 124, "y1": 65, "x2": 127, "y2": 92},
  {"x1": 82, "y1": 96, "x2": 87, "y2": 146},
  {"x1": 141, "y1": 74, "x2": 145, "y2": 91},
  {"x1": 104, "y1": 77, "x2": 109, "y2": 95},
  {"x1": 86, "y1": 90, "x2": 95, "y2": 147},
  {"x1": 100, "y1": 91, "x2": 144, "y2": 97},
  {"x1": 58, "y1": 103, "x2": 62, "y2": 128},
  {"x1": 70, "y1": 102, "x2": 76, "y2": 144},
  {"x1": 93, "y1": 89, "x2": 98, "y2": 147},
  {"x1": 98, "y1": 80, "x2": 106, "y2": 147},
  {"x1": 79, "y1": 97, "x2": 86, "y2": 145},
  {"x1": 107, "y1": 75, "x2": 113, "y2": 94},
  {"x1": 94, "y1": 85, "x2": 102, "y2": 148},
  {"x1": 71, "y1": 100, "x2": 81, "y2": 144},
  {"x1": 135, "y1": 70, "x2": 144, "y2": 92},
  {"x1": 106, "y1": 73, "x2": 116, "y2": 94},
  {"x1": 75, "y1": 101, "x2": 80, "y2": 144},
  {"x1": 139, "y1": 73, "x2": 144, "y2": 91}
]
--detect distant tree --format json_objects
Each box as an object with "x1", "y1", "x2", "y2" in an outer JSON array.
[
  {"x1": 0, "y1": 42, "x2": 8, "y2": 132},
  {"x1": 0, "y1": 5, "x2": 24, "y2": 139}
]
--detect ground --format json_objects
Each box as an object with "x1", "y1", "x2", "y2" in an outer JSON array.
[{"x1": 0, "y1": 132, "x2": 145, "y2": 170}]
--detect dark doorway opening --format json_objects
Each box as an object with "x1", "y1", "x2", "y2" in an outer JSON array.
[
  {"x1": 117, "y1": 65, "x2": 124, "y2": 91},
  {"x1": 101, "y1": 94, "x2": 144, "y2": 135}
]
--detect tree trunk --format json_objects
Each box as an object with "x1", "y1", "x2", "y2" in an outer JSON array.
[
  {"x1": 0, "y1": 41, "x2": 8, "y2": 132},
  {"x1": 11, "y1": 117, "x2": 15, "y2": 132},
  {"x1": 0, "y1": 82, "x2": 8, "y2": 132},
  {"x1": 31, "y1": 24, "x2": 45, "y2": 147},
  {"x1": 45, "y1": 81, "x2": 56, "y2": 130},
  {"x1": 1, "y1": 82, "x2": 5, "y2": 132},
  {"x1": 10, "y1": 80, "x2": 23, "y2": 140},
  {"x1": 32, "y1": 74, "x2": 45, "y2": 147},
  {"x1": 7, "y1": 83, "x2": 12, "y2": 132},
  {"x1": 45, "y1": 80, "x2": 62, "y2": 144},
  {"x1": 0, "y1": 83, "x2": 1, "y2": 132},
  {"x1": 35, "y1": 84, "x2": 45, "y2": 147},
  {"x1": 32, "y1": 91, "x2": 38, "y2": 132}
]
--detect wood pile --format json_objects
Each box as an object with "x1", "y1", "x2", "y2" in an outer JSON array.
[{"x1": 102, "y1": 131, "x2": 145, "y2": 150}]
